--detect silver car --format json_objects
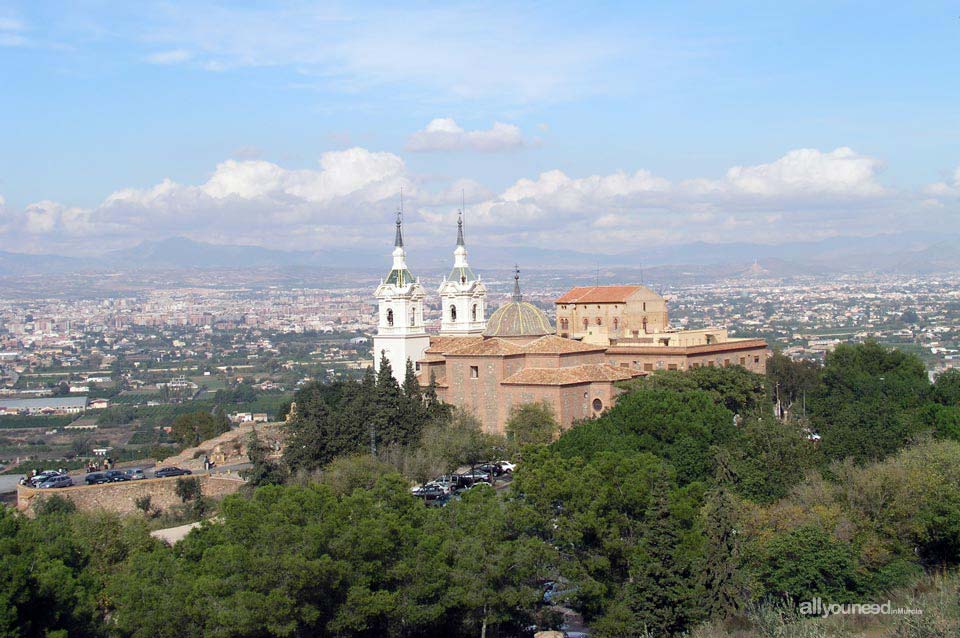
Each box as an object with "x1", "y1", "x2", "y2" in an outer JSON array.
[{"x1": 38, "y1": 475, "x2": 73, "y2": 489}]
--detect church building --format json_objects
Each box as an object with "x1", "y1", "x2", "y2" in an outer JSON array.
[{"x1": 372, "y1": 212, "x2": 768, "y2": 435}]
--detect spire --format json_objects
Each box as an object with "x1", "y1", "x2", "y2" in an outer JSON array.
[
  {"x1": 456, "y1": 210, "x2": 465, "y2": 247},
  {"x1": 512, "y1": 265, "x2": 522, "y2": 302},
  {"x1": 394, "y1": 209, "x2": 403, "y2": 248}
]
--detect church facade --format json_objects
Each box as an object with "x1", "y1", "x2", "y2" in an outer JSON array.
[{"x1": 373, "y1": 214, "x2": 768, "y2": 435}]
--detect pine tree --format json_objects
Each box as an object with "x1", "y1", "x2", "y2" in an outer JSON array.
[
  {"x1": 374, "y1": 353, "x2": 402, "y2": 450},
  {"x1": 701, "y1": 484, "x2": 744, "y2": 619},
  {"x1": 614, "y1": 473, "x2": 700, "y2": 637}
]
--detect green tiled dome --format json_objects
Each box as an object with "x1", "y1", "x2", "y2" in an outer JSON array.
[{"x1": 484, "y1": 301, "x2": 552, "y2": 338}]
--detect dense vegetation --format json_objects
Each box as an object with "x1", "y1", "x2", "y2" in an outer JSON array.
[{"x1": 6, "y1": 341, "x2": 960, "y2": 637}]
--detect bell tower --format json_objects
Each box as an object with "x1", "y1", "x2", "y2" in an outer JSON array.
[
  {"x1": 373, "y1": 209, "x2": 430, "y2": 380},
  {"x1": 438, "y1": 210, "x2": 486, "y2": 335}
]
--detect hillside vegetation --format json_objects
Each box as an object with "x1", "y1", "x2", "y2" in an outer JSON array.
[{"x1": 5, "y1": 342, "x2": 960, "y2": 637}]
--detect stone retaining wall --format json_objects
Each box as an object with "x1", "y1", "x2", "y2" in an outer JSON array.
[{"x1": 17, "y1": 474, "x2": 245, "y2": 516}]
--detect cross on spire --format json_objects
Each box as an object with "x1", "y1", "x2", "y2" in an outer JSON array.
[
  {"x1": 456, "y1": 210, "x2": 465, "y2": 247},
  {"x1": 512, "y1": 265, "x2": 522, "y2": 302}
]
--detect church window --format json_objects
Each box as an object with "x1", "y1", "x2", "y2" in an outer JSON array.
[
  {"x1": 596, "y1": 317, "x2": 602, "y2": 326},
  {"x1": 450, "y1": 305, "x2": 457, "y2": 321},
  {"x1": 470, "y1": 365, "x2": 479, "y2": 379},
  {"x1": 754, "y1": 356, "x2": 760, "y2": 364},
  {"x1": 415, "y1": 362, "x2": 421, "y2": 372},
  {"x1": 613, "y1": 318, "x2": 618, "y2": 330},
  {"x1": 472, "y1": 304, "x2": 477, "y2": 321},
  {"x1": 410, "y1": 308, "x2": 416, "y2": 326},
  {"x1": 592, "y1": 398, "x2": 603, "y2": 411},
  {"x1": 386, "y1": 308, "x2": 394, "y2": 327},
  {"x1": 583, "y1": 318, "x2": 589, "y2": 329},
  {"x1": 583, "y1": 392, "x2": 588, "y2": 399}
]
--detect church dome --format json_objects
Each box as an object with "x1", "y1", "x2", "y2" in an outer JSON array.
[{"x1": 483, "y1": 267, "x2": 553, "y2": 338}]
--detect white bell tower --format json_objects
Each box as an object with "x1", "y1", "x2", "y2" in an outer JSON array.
[
  {"x1": 373, "y1": 211, "x2": 430, "y2": 381},
  {"x1": 438, "y1": 211, "x2": 486, "y2": 335}
]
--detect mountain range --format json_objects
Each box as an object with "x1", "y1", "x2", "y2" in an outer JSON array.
[{"x1": 2, "y1": 233, "x2": 959, "y2": 277}]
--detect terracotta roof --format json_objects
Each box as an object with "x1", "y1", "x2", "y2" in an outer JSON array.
[
  {"x1": 555, "y1": 285, "x2": 657, "y2": 304},
  {"x1": 520, "y1": 334, "x2": 607, "y2": 354},
  {"x1": 444, "y1": 338, "x2": 525, "y2": 357},
  {"x1": 426, "y1": 335, "x2": 482, "y2": 354},
  {"x1": 606, "y1": 338, "x2": 768, "y2": 355},
  {"x1": 502, "y1": 363, "x2": 640, "y2": 386}
]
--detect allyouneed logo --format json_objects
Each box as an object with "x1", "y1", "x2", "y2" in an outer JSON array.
[{"x1": 799, "y1": 598, "x2": 923, "y2": 618}]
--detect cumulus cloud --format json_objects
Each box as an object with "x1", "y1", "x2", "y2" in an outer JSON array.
[
  {"x1": 2, "y1": 146, "x2": 953, "y2": 254},
  {"x1": 145, "y1": 49, "x2": 193, "y2": 65},
  {"x1": 406, "y1": 119, "x2": 526, "y2": 152},
  {"x1": 685, "y1": 147, "x2": 887, "y2": 198}
]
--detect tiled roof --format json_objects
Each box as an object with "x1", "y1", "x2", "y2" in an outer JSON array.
[
  {"x1": 520, "y1": 334, "x2": 607, "y2": 354},
  {"x1": 555, "y1": 285, "x2": 657, "y2": 304},
  {"x1": 502, "y1": 364, "x2": 639, "y2": 386},
  {"x1": 426, "y1": 335, "x2": 482, "y2": 354},
  {"x1": 444, "y1": 338, "x2": 525, "y2": 356},
  {"x1": 606, "y1": 338, "x2": 768, "y2": 355}
]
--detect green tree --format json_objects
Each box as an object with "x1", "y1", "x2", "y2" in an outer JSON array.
[
  {"x1": 505, "y1": 401, "x2": 559, "y2": 447},
  {"x1": 757, "y1": 525, "x2": 862, "y2": 602},
  {"x1": 811, "y1": 341, "x2": 930, "y2": 462},
  {"x1": 721, "y1": 416, "x2": 820, "y2": 502},
  {"x1": 170, "y1": 410, "x2": 230, "y2": 448}
]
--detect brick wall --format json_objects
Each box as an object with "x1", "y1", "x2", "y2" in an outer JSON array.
[{"x1": 17, "y1": 474, "x2": 245, "y2": 516}]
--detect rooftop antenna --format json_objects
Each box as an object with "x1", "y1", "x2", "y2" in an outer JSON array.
[{"x1": 640, "y1": 263, "x2": 645, "y2": 285}]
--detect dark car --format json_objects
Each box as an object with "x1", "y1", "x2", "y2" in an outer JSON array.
[
  {"x1": 103, "y1": 470, "x2": 130, "y2": 482},
  {"x1": 477, "y1": 463, "x2": 504, "y2": 477},
  {"x1": 411, "y1": 484, "x2": 447, "y2": 501},
  {"x1": 85, "y1": 472, "x2": 109, "y2": 485},
  {"x1": 155, "y1": 466, "x2": 192, "y2": 478}
]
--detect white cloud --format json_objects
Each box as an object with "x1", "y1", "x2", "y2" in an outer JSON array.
[
  {"x1": 3, "y1": 146, "x2": 954, "y2": 254},
  {"x1": 145, "y1": 49, "x2": 192, "y2": 64},
  {"x1": 406, "y1": 119, "x2": 526, "y2": 153},
  {"x1": 924, "y1": 166, "x2": 960, "y2": 197},
  {"x1": 686, "y1": 147, "x2": 887, "y2": 198},
  {"x1": 0, "y1": 16, "x2": 27, "y2": 47}
]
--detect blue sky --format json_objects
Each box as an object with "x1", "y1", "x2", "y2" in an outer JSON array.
[{"x1": 1, "y1": 1, "x2": 959, "y2": 255}]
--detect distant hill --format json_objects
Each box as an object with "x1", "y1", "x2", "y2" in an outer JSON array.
[{"x1": 3, "y1": 232, "x2": 960, "y2": 277}]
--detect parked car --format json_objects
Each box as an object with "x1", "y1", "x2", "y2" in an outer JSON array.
[
  {"x1": 411, "y1": 484, "x2": 447, "y2": 501},
  {"x1": 124, "y1": 468, "x2": 146, "y2": 480},
  {"x1": 477, "y1": 462, "x2": 506, "y2": 478},
  {"x1": 38, "y1": 475, "x2": 73, "y2": 489},
  {"x1": 424, "y1": 477, "x2": 454, "y2": 494},
  {"x1": 85, "y1": 472, "x2": 109, "y2": 485},
  {"x1": 496, "y1": 460, "x2": 517, "y2": 473},
  {"x1": 154, "y1": 466, "x2": 192, "y2": 478},
  {"x1": 460, "y1": 469, "x2": 492, "y2": 483},
  {"x1": 103, "y1": 470, "x2": 130, "y2": 482},
  {"x1": 26, "y1": 470, "x2": 63, "y2": 487}
]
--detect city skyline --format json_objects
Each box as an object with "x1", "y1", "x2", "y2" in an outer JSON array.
[{"x1": 1, "y1": 1, "x2": 959, "y2": 256}]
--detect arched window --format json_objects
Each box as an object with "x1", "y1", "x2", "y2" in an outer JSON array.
[
  {"x1": 583, "y1": 318, "x2": 589, "y2": 329},
  {"x1": 596, "y1": 317, "x2": 602, "y2": 326},
  {"x1": 642, "y1": 316, "x2": 648, "y2": 333},
  {"x1": 613, "y1": 317, "x2": 618, "y2": 330},
  {"x1": 386, "y1": 308, "x2": 394, "y2": 327},
  {"x1": 450, "y1": 305, "x2": 457, "y2": 321},
  {"x1": 410, "y1": 308, "x2": 416, "y2": 326},
  {"x1": 471, "y1": 304, "x2": 477, "y2": 321}
]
